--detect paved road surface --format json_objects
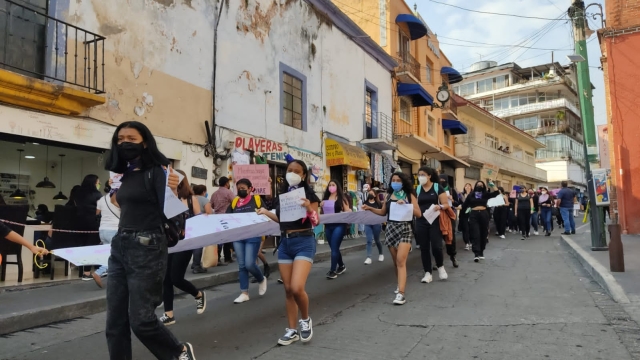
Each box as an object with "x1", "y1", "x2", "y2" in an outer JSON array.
[{"x1": 2, "y1": 229, "x2": 638, "y2": 359}]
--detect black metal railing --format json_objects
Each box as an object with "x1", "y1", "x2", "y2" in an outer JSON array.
[
  {"x1": 363, "y1": 112, "x2": 394, "y2": 143},
  {"x1": 396, "y1": 51, "x2": 420, "y2": 81},
  {"x1": 0, "y1": 0, "x2": 106, "y2": 93}
]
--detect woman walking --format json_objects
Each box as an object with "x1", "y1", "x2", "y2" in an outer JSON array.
[
  {"x1": 362, "y1": 172, "x2": 421, "y2": 305},
  {"x1": 105, "y1": 121, "x2": 196, "y2": 360},
  {"x1": 160, "y1": 169, "x2": 207, "y2": 326},
  {"x1": 257, "y1": 160, "x2": 320, "y2": 346},
  {"x1": 493, "y1": 187, "x2": 509, "y2": 239},
  {"x1": 321, "y1": 180, "x2": 351, "y2": 279},
  {"x1": 458, "y1": 183, "x2": 472, "y2": 250},
  {"x1": 539, "y1": 187, "x2": 553, "y2": 236},
  {"x1": 228, "y1": 178, "x2": 268, "y2": 304},
  {"x1": 363, "y1": 189, "x2": 384, "y2": 264},
  {"x1": 415, "y1": 167, "x2": 450, "y2": 283},
  {"x1": 462, "y1": 180, "x2": 500, "y2": 263},
  {"x1": 515, "y1": 187, "x2": 534, "y2": 240}
]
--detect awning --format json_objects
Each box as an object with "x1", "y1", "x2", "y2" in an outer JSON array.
[
  {"x1": 395, "y1": 14, "x2": 429, "y2": 40},
  {"x1": 442, "y1": 119, "x2": 468, "y2": 135},
  {"x1": 441, "y1": 66, "x2": 463, "y2": 84},
  {"x1": 397, "y1": 83, "x2": 434, "y2": 107},
  {"x1": 325, "y1": 139, "x2": 370, "y2": 169}
]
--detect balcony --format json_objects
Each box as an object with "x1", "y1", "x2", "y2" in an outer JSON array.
[
  {"x1": 455, "y1": 142, "x2": 547, "y2": 181},
  {"x1": 442, "y1": 96, "x2": 457, "y2": 118},
  {"x1": 491, "y1": 98, "x2": 580, "y2": 120},
  {"x1": 463, "y1": 75, "x2": 576, "y2": 101},
  {"x1": 536, "y1": 149, "x2": 585, "y2": 166},
  {"x1": 0, "y1": 0, "x2": 106, "y2": 115},
  {"x1": 394, "y1": 108, "x2": 418, "y2": 137},
  {"x1": 395, "y1": 51, "x2": 421, "y2": 84},
  {"x1": 524, "y1": 123, "x2": 584, "y2": 142},
  {"x1": 361, "y1": 112, "x2": 396, "y2": 151}
]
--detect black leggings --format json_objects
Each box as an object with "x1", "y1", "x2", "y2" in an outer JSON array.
[
  {"x1": 469, "y1": 210, "x2": 489, "y2": 257},
  {"x1": 459, "y1": 213, "x2": 470, "y2": 244},
  {"x1": 494, "y1": 207, "x2": 508, "y2": 236},
  {"x1": 517, "y1": 210, "x2": 531, "y2": 237},
  {"x1": 163, "y1": 250, "x2": 199, "y2": 313},
  {"x1": 415, "y1": 221, "x2": 444, "y2": 273}
]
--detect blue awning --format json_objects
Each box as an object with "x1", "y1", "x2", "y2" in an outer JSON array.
[
  {"x1": 442, "y1": 119, "x2": 468, "y2": 135},
  {"x1": 441, "y1": 66, "x2": 463, "y2": 84},
  {"x1": 395, "y1": 14, "x2": 429, "y2": 40},
  {"x1": 397, "y1": 83, "x2": 434, "y2": 107}
]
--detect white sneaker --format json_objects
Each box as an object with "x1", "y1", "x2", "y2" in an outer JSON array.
[
  {"x1": 258, "y1": 278, "x2": 268, "y2": 296},
  {"x1": 534, "y1": 231, "x2": 539, "y2": 236},
  {"x1": 234, "y1": 293, "x2": 250, "y2": 304},
  {"x1": 393, "y1": 293, "x2": 406, "y2": 305},
  {"x1": 437, "y1": 266, "x2": 448, "y2": 280},
  {"x1": 394, "y1": 287, "x2": 399, "y2": 294},
  {"x1": 378, "y1": 254, "x2": 384, "y2": 262},
  {"x1": 421, "y1": 272, "x2": 433, "y2": 283},
  {"x1": 499, "y1": 235, "x2": 505, "y2": 239},
  {"x1": 364, "y1": 257, "x2": 372, "y2": 265}
]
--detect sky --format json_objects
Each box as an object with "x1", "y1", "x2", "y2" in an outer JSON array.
[{"x1": 416, "y1": 0, "x2": 607, "y2": 125}]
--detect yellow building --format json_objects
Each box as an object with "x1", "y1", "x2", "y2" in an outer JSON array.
[
  {"x1": 452, "y1": 95, "x2": 547, "y2": 192},
  {"x1": 331, "y1": 0, "x2": 469, "y2": 184}
]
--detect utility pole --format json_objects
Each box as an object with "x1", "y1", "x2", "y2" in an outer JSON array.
[{"x1": 569, "y1": 0, "x2": 607, "y2": 250}]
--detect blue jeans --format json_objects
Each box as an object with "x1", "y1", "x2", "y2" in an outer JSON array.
[
  {"x1": 530, "y1": 211, "x2": 539, "y2": 231},
  {"x1": 540, "y1": 207, "x2": 552, "y2": 233},
  {"x1": 559, "y1": 207, "x2": 576, "y2": 233},
  {"x1": 95, "y1": 229, "x2": 117, "y2": 276},
  {"x1": 365, "y1": 224, "x2": 383, "y2": 258},
  {"x1": 233, "y1": 237, "x2": 264, "y2": 292},
  {"x1": 325, "y1": 224, "x2": 346, "y2": 271}
]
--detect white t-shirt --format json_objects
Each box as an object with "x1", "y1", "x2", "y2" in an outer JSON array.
[{"x1": 96, "y1": 195, "x2": 120, "y2": 230}]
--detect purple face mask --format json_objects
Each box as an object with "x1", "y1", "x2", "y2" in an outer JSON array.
[{"x1": 474, "y1": 192, "x2": 483, "y2": 199}]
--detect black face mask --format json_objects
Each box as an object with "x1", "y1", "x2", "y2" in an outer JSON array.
[
  {"x1": 367, "y1": 195, "x2": 375, "y2": 201},
  {"x1": 237, "y1": 190, "x2": 248, "y2": 198},
  {"x1": 117, "y1": 142, "x2": 144, "y2": 161},
  {"x1": 474, "y1": 186, "x2": 485, "y2": 192}
]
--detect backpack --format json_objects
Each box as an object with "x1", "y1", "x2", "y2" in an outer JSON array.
[
  {"x1": 416, "y1": 183, "x2": 438, "y2": 196},
  {"x1": 231, "y1": 195, "x2": 261, "y2": 210}
]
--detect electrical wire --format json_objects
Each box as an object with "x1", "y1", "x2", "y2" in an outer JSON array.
[{"x1": 428, "y1": 0, "x2": 568, "y2": 21}]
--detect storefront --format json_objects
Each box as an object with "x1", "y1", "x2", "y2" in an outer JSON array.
[{"x1": 325, "y1": 138, "x2": 370, "y2": 193}]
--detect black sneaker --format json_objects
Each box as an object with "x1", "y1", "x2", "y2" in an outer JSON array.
[
  {"x1": 326, "y1": 271, "x2": 338, "y2": 279},
  {"x1": 336, "y1": 265, "x2": 347, "y2": 275},
  {"x1": 278, "y1": 328, "x2": 299, "y2": 346},
  {"x1": 192, "y1": 266, "x2": 207, "y2": 274},
  {"x1": 299, "y1": 318, "x2": 313, "y2": 342},
  {"x1": 195, "y1": 291, "x2": 206, "y2": 314},
  {"x1": 571, "y1": 231, "x2": 576, "y2": 234},
  {"x1": 545, "y1": 232, "x2": 551, "y2": 236},
  {"x1": 562, "y1": 232, "x2": 571, "y2": 235},
  {"x1": 451, "y1": 257, "x2": 459, "y2": 268},
  {"x1": 277, "y1": 278, "x2": 284, "y2": 284},
  {"x1": 160, "y1": 313, "x2": 175, "y2": 326},
  {"x1": 179, "y1": 342, "x2": 196, "y2": 360},
  {"x1": 81, "y1": 274, "x2": 92, "y2": 281}
]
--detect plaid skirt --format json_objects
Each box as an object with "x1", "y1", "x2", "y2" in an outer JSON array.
[{"x1": 384, "y1": 221, "x2": 413, "y2": 248}]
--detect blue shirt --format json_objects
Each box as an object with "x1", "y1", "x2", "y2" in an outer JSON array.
[{"x1": 557, "y1": 188, "x2": 575, "y2": 208}]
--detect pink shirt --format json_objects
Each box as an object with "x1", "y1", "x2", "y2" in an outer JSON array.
[{"x1": 209, "y1": 187, "x2": 235, "y2": 214}]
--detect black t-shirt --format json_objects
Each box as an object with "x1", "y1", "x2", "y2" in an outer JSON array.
[
  {"x1": 116, "y1": 168, "x2": 165, "y2": 231},
  {"x1": 364, "y1": 199, "x2": 381, "y2": 210},
  {"x1": 275, "y1": 186, "x2": 320, "y2": 231},
  {"x1": 531, "y1": 194, "x2": 540, "y2": 212},
  {"x1": 462, "y1": 190, "x2": 501, "y2": 209},
  {"x1": 417, "y1": 184, "x2": 445, "y2": 215},
  {"x1": 516, "y1": 194, "x2": 531, "y2": 210},
  {"x1": 227, "y1": 196, "x2": 261, "y2": 214}
]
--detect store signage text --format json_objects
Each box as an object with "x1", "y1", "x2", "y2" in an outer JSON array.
[{"x1": 235, "y1": 137, "x2": 283, "y2": 153}]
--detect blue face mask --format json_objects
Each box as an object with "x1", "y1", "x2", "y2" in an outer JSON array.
[
  {"x1": 205, "y1": 193, "x2": 209, "y2": 198},
  {"x1": 391, "y1": 182, "x2": 403, "y2": 192}
]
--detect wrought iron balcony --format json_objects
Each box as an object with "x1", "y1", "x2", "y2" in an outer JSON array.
[
  {"x1": 362, "y1": 112, "x2": 396, "y2": 151},
  {"x1": 455, "y1": 141, "x2": 547, "y2": 181},
  {"x1": 395, "y1": 51, "x2": 420, "y2": 84},
  {"x1": 0, "y1": 0, "x2": 106, "y2": 93}
]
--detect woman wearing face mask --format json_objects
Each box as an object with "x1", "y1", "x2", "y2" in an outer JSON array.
[
  {"x1": 529, "y1": 189, "x2": 540, "y2": 236},
  {"x1": 73, "y1": 174, "x2": 103, "y2": 280},
  {"x1": 227, "y1": 178, "x2": 268, "y2": 303},
  {"x1": 362, "y1": 172, "x2": 421, "y2": 305},
  {"x1": 493, "y1": 187, "x2": 509, "y2": 240},
  {"x1": 160, "y1": 169, "x2": 206, "y2": 326},
  {"x1": 320, "y1": 180, "x2": 351, "y2": 279},
  {"x1": 414, "y1": 167, "x2": 451, "y2": 283},
  {"x1": 363, "y1": 190, "x2": 384, "y2": 264},
  {"x1": 515, "y1": 187, "x2": 534, "y2": 240},
  {"x1": 462, "y1": 180, "x2": 500, "y2": 262},
  {"x1": 257, "y1": 160, "x2": 320, "y2": 346},
  {"x1": 105, "y1": 121, "x2": 196, "y2": 360},
  {"x1": 538, "y1": 187, "x2": 553, "y2": 236},
  {"x1": 459, "y1": 183, "x2": 473, "y2": 250}
]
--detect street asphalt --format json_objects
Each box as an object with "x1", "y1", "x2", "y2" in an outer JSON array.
[{"x1": 2, "y1": 227, "x2": 639, "y2": 360}]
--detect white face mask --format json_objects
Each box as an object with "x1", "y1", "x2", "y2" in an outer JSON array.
[
  {"x1": 286, "y1": 172, "x2": 302, "y2": 187},
  {"x1": 418, "y1": 176, "x2": 428, "y2": 185}
]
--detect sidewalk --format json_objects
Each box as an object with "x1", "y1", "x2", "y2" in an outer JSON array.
[
  {"x1": 0, "y1": 237, "x2": 367, "y2": 335},
  {"x1": 560, "y1": 227, "x2": 640, "y2": 323}
]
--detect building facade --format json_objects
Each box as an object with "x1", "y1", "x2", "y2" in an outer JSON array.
[
  {"x1": 452, "y1": 95, "x2": 547, "y2": 191},
  {"x1": 454, "y1": 61, "x2": 587, "y2": 192},
  {"x1": 598, "y1": 0, "x2": 640, "y2": 233},
  {"x1": 332, "y1": 0, "x2": 469, "y2": 186}
]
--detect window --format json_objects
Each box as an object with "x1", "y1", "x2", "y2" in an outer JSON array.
[
  {"x1": 444, "y1": 131, "x2": 451, "y2": 147},
  {"x1": 425, "y1": 61, "x2": 432, "y2": 84},
  {"x1": 495, "y1": 75, "x2": 509, "y2": 89},
  {"x1": 364, "y1": 80, "x2": 378, "y2": 139},
  {"x1": 280, "y1": 63, "x2": 306, "y2": 131},
  {"x1": 485, "y1": 134, "x2": 498, "y2": 149},
  {"x1": 513, "y1": 116, "x2": 539, "y2": 131},
  {"x1": 399, "y1": 31, "x2": 410, "y2": 58},
  {"x1": 428, "y1": 115, "x2": 435, "y2": 136},
  {"x1": 399, "y1": 98, "x2": 411, "y2": 122},
  {"x1": 477, "y1": 78, "x2": 493, "y2": 93},
  {"x1": 459, "y1": 83, "x2": 475, "y2": 96},
  {"x1": 525, "y1": 151, "x2": 535, "y2": 164},
  {"x1": 0, "y1": 0, "x2": 48, "y2": 78},
  {"x1": 465, "y1": 167, "x2": 480, "y2": 179}
]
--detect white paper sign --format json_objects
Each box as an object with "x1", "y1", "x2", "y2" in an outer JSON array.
[
  {"x1": 278, "y1": 188, "x2": 307, "y2": 222},
  {"x1": 423, "y1": 204, "x2": 440, "y2": 224},
  {"x1": 487, "y1": 195, "x2": 506, "y2": 207},
  {"x1": 109, "y1": 172, "x2": 123, "y2": 190},
  {"x1": 52, "y1": 244, "x2": 111, "y2": 266},
  {"x1": 389, "y1": 203, "x2": 414, "y2": 222}
]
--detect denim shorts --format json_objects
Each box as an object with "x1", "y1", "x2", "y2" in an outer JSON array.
[{"x1": 277, "y1": 234, "x2": 316, "y2": 264}]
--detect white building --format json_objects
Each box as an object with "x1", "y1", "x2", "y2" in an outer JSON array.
[{"x1": 453, "y1": 61, "x2": 587, "y2": 192}]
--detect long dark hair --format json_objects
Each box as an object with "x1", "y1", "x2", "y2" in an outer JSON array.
[
  {"x1": 105, "y1": 121, "x2": 170, "y2": 173},
  {"x1": 387, "y1": 172, "x2": 415, "y2": 196},
  {"x1": 323, "y1": 179, "x2": 347, "y2": 213},
  {"x1": 81, "y1": 174, "x2": 100, "y2": 190},
  {"x1": 175, "y1": 169, "x2": 193, "y2": 200},
  {"x1": 418, "y1": 166, "x2": 439, "y2": 184},
  {"x1": 280, "y1": 160, "x2": 312, "y2": 194}
]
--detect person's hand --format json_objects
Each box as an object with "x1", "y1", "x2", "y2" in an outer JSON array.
[
  {"x1": 30, "y1": 245, "x2": 48, "y2": 257},
  {"x1": 396, "y1": 200, "x2": 406, "y2": 205},
  {"x1": 268, "y1": 177, "x2": 273, "y2": 183},
  {"x1": 434, "y1": 205, "x2": 442, "y2": 211},
  {"x1": 514, "y1": 211, "x2": 517, "y2": 217},
  {"x1": 108, "y1": 178, "x2": 113, "y2": 186},
  {"x1": 256, "y1": 208, "x2": 270, "y2": 216},
  {"x1": 167, "y1": 166, "x2": 179, "y2": 191},
  {"x1": 300, "y1": 198, "x2": 311, "y2": 210},
  {"x1": 362, "y1": 204, "x2": 371, "y2": 211}
]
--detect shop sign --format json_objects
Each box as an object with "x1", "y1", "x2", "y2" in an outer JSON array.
[
  {"x1": 191, "y1": 166, "x2": 208, "y2": 180},
  {"x1": 592, "y1": 168, "x2": 611, "y2": 206},
  {"x1": 233, "y1": 135, "x2": 321, "y2": 165}
]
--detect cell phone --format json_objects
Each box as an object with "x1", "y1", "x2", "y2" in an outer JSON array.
[{"x1": 137, "y1": 236, "x2": 151, "y2": 246}]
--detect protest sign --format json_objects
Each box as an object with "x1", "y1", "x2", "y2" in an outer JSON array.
[
  {"x1": 278, "y1": 188, "x2": 306, "y2": 222},
  {"x1": 232, "y1": 164, "x2": 271, "y2": 195}
]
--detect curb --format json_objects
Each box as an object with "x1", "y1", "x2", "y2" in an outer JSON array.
[
  {"x1": 561, "y1": 235, "x2": 630, "y2": 304},
  {"x1": 0, "y1": 242, "x2": 366, "y2": 336}
]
